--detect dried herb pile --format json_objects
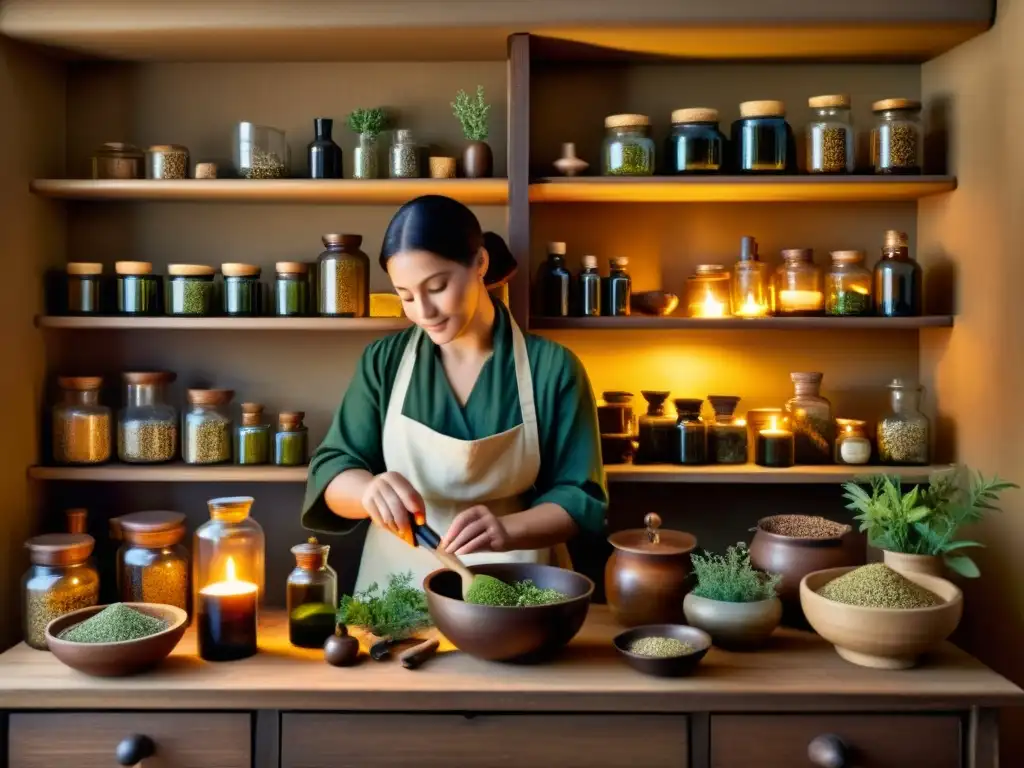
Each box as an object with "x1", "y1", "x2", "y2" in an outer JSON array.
[{"x1": 337, "y1": 572, "x2": 432, "y2": 639}]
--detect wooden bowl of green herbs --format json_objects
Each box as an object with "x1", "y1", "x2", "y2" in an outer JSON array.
[{"x1": 45, "y1": 602, "x2": 187, "y2": 677}]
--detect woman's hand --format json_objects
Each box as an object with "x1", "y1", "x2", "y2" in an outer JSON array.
[
  {"x1": 361, "y1": 471, "x2": 425, "y2": 545},
  {"x1": 440, "y1": 505, "x2": 511, "y2": 555}
]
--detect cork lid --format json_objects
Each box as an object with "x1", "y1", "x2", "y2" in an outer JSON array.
[
  {"x1": 830, "y1": 250, "x2": 865, "y2": 264},
  {"x1": 240, "y1": 402, "x2": 265, "y2": 426},
  {"x1": 739, "y1": 100, "x2": 786, "y2": 118},
  {"x1": 115, "y1": 261, "x2": 154, "y2": 276},
  {"x1": 168, "y1": 264, "x2": 215, "y2": 277},
  {"x1": 57, "y1": 375, "x2": 103, "y2": 391},
  {"x1": 808, "y1": 94, "x2": 851, "y2": 109},
  {"x1": 671, "y1": 107, "x2": 718, "y2": 124},
  {"x1": 187, "y1": 388, "x2": 234, "y2": 406},
  {"x1": 608, "y1": 513, "x2": 697, "y2": 556},
  {"x1": 112, "y1": 510, "x2": 187, "y2": 548},
  {"x1": 26, "y1": 533, "x2": 95, "y2": 566},
  {"x1": 66, "y1": 508, "x2": 88, "y2": 534},
  {"x1": 604, "y1": 113, "x2": 650, "y2": 129},
  {"x1": 547, "y1": 242, "x2": 567, "y2": 256},
  {"x1": 147, "y1": 144, "x2": 189, "y2": 154},
  {"x1": 221, "y1": 263, "x2": 261, "y2": 278},
  {"x1": 292, "y1": 536, "x2": 330, "y2": 570},
  {"x1": 275, "y1": 261, "x2": 309, "y2": 275},
  {"x1": 66, "y1": 262, "x2": 103, "y2": 276},
  {"x1": 581, "y1": 255, "x2": 598, "y2": 269},
  {"x1": 872, "y1": 98, "x2": 921, "y2": 112},
  {"x1": 781, "y1": 248, "x2": 813, "y2": 262},
  {"x1": 707, "y1": 395, "x2": 741, "y2": 418},
  {"x1": 610, "y1": 256, "x2": 629, "y2": 268},
  {"x1": 123, "y1": 371, "x2": 176, "y2": 386},
  {"x1": 279, "y1": 410, "x2": 305, "y2": 429},
  {"x1": 322, "y1": 233, "x2": 363, "y2": 248},
  {"x1": 884, "y1": 230, "x2": 909, "y2": 248},
  {"x1": 208, "y1": 496, "x2": 254, "y2": 523}
]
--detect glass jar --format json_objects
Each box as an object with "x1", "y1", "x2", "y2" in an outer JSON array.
[
  {"x1": 146, "y1": 144, "x2": 189, "y2": 180},
  {"x1": 234, "y1": 122, "x2": 288, "y2": 179},
  {"x1": 666, "y1": 108, "x2": 725, "y2": 173},
  {"x1": 236, "y1": 403, "x2": 270, "y2": 465},
  {"x1": 775, "y1": 249, "x2": 824, "y2": 316},
  {"x1": 222, "y1": 263, "x2": 262, "y2": 317},
  {"x1": 826, "y1": 251, "x2": 873, "y2": 316},
  {"x1": 353, "y1": 132, "x2": 379, "y2": 179},
  {"x1": 686, "y1": 264, "x2": 731, "y2": 318},
  {"x1": 732, "y1": 100, "x2": 795, "y2": 173},
  {"x1": 183, "y1": 388, "x2": 233, "y2": 465},
  {"x1": 52, "y1": 376, "x2": 111, "y2": 465},
  {"x1": 390, "y1": 129, "x2": 420, "y2": 179},
  {"x1": 602, "y1": 114, "x2": 655, "y2": 176},
  {"x1": 871, "y1": 98, "x2": 923, "y2": 174},
  {"x1": 835, "y1": 418, "x2": 872, "y2": 465},
  {"x1": 537, "y1": 242, "x2": 570, "y2": 317},
  {"x1": 732, "y1": 237, "x2": 770, "y2": 318},
  {"x1": 116, "y1": 261, "x2": 160, "y2": 315},
  {"x1": 66, "y1": 262, "x2": 103, "y2": 315},
  {"x1": 274, "y1": 262, "x2": 310, "y2": 316},
  {"x1": 674, "y1": 398, "x2": 707, "y2": 465},
  {"x1": 92, "y1": 142, "x2": 143, "y2": 180},
  {"x1": 603, "y1": 257, "x2": 631, "y2": 317},
  {"x1": 598, "y1": 391, "x2": 635, "y2": 436},
  {"x1": 317, "y1": 233, "x2": 370, "y2": 318},
  {"x1": 287, "y1": 537, "x2": 338, "y2": 648},
  {"x1": 635, "y1": 391, "x2": 677, "y2": 464},
  {"x1": 576, "y1": 255, "x2": 601, "y2": 317},
  {"x1": 275, "y1": 411, "x2": 308, "y2": 466},
  {"x1": 118, "y1": 371, "x2": 178, "y2": 464},
  {"x1": 878, "y1": 380, "x2": 930, "y2": 465},
  {"x1": 784, "y1": 372, "x2": 835, "y2": 465},
  {"x1": 806, "y1": 94, "x2": 855, "y2": 174},
  {"x1": 23, "y1": 533, "x2": 99, "y2": 650},
  {"x1": 707, "y1": 395, "x2": 747, "y2": 465},
  {"x1": 166, "y1": 264, "x2": 216, "y2": 316},
  {"x1": 111, "y1": 511, "x2": 189, "y2": 611},
  {"x1": 873, "y1": 230, "x2": 922, "y2": 317}
]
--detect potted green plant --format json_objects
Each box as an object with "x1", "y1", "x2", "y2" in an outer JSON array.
[
  {"x1": 452, "y1": 85, "x2": 492, "y2": 178},
  {"x1": 682, "y1": 543, "x2": 782, "y2": 650},
  {"x1": 842, "y1": 466, "x2": 1017, "y2": 579},
  {"x1": 346, "y1": 107, "x2": 388, "y2": 179}
]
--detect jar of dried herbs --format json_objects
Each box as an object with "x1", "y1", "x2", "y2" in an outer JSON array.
[
  {"x1": 236, "y1": 403, "x2": 270, "y2": 465},
  {"x1": 806, "y1": 94, "x2": 855, "y2": 173},
  {"x1": 222, "y1": 263, "x2": 262, "y2": 317},
  {"x1": 877, "y1": 379, "x2": 930, "y2": 465},
  {"x1": 22, "y1": 533, "x2": 99, "y2": 650},
  {"x1": 287, "y1": 537, "x2": 338, "y2": 648},
  {"x1": 111, "y1": 511, "x2": 189, "y2": 611},
  {"x1": 602, "y1": 114, "x2": 655, "y2": 176},
  {"x1": 146, "y1": 144, "x2": 190, "y2": 180},
  {"x1": 118, "y1": 371, "x2": 178, "y2": 463},
  {"x1": 317, "y1": 233, "x2": 370, "y2": 317},
  {"x1": 707, "y1": 395, "x2": 747, "y2": 464},
  {"x1": 783, "y1": 372, "x2": 835, "y2": 465},
  {"x1": 166, "y1": 264, "x2": 216, "y2": 316},
  {"x1": 826, "y1": 251, "x2": 873, "y2": 316},
  {"x1": 390, "y1": 129, "x2": 420, "y2": 179},
  {"x1": 52, "y1": 376, "x2": 111, "y2": 464},
  {"x1": 871, "y1": 99, "x2": 923, "y2": 174},
  {"x1": 183, "y1": 388, "x2": 233, "y2": 465},
  {"x1": 275, "y1": 411, "x2": 308, "y2": 466},
  {"x1": 274, "y1": 262, "x2": 310, "y2": 316},
  {"x1": 66, "y1": 262, "x2": 103, "y2": 314},
  {"x1": 116, "y1": 261, "x2": 160, "y2": 315}
]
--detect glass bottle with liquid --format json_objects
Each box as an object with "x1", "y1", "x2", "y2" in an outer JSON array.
[
  {"x1": 732, "y1": 236, "x2": 770, "y2": 317},
  {"x1": 287, "y1": 537, "x2": 338, "y2": 649},
  {"x1": 537, "y1": 242, "x2": 570, "y2": 317},
  {"x1": 873, "y1": 230, "x2": 922, "y2": 317},
  {"x1": 603, "y1": 257, "x2": 631, "y2": 317},
  {"x1": 576, "y1": 254, "x2": 601, "y2": 317}
]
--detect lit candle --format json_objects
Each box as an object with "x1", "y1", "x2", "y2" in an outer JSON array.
[
  {"x1": 835, "y1": 418, "x2": 871, "y2": 465},
  {"x1": 691, "y1": 288, "x2": 727, "y2": 318},
  {"x1": 756, "y1": 416, "x2": 795, "y2": 468},
  {"x1": 734, "y1": 291, "x2": 769, "y2": 318},
  {"x1": 778, "y1": 289, "x2": 824, "y2": 314},
  {"x1": 198, "y1": 557, "x2": 258, "y2": 662}
]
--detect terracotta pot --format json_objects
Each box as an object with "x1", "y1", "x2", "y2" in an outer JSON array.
[
  {"x1": 883, "y1": 550, "x2": 945, "y2": 578},
  {"x1": 463, "y1": 141, "x2": 493, "y2": 178},
  {"x1": 605, "y1": 513, "x2": 697, "y2": 627},
  {"x1": 682, "y1": 593, "x2": 782, "y2": 650}
]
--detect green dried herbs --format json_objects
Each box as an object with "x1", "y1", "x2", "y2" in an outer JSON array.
[
  {"x1": 817, "y1": 564, "x2": 941, "y2": 609},
  {"x1": 466, "y1": 578, "x2": 568, "y2": 607},
  {"x1": 691, "y1": 543, "x2": 781, "y2": 603},
  {"x1": 337, "y1": 572, "x2": 432, "y2": 639},
  {"x1": 59, "y1": 603, "x2": 168, "y2": 643},
  {"x1": 627, "y1": 636, "x2": 695, "y2": 658}
]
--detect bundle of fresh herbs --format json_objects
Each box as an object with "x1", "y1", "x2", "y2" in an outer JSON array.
[
  {"x1": 690, "y1": 543, "x2": 781, "y2": 603},
  {"x1": 336, "y1": 572, "x2": 432, "y2": 639}
]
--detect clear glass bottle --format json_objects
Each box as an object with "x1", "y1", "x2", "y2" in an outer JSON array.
[
  {"x1": 775, "y1": 249, "x2": 824, "y2": 316},
  {"x1": 806, "y1": 94, "x2": 855, "y2": 173},
  {"x1": 118, "y1": 371, "x2": 178, "y2": 464},
  {"x1": 183, "y1": 388, "x2": 233, "y2": 465},
  {"x1": 166, "y1": 264, "x2": 216, "y2": 316},
  {"x1": 666, "y1": 108, "x2": 725, "y2": 173},
  {"x1": 116, "y1": 261, "x2": 160, "y2": 316},
  {"x1": 635, "y1": 391, "x2": 677, "y2": 464},
  {"x1": 537, "y1": 242, "x2": 570, "y2": 317},
  {"x1": 111, "y1": 511, "x2": 189, "y2": 611},
  {"x1": 674, "y1": 398, "x2": 707, "y2": 465},
  {"x1": 317, "y1": 233, "x2": 370, "y2": 318},
  {"x1": 732, "y1": 236, "x2": 770, "y2": 318},
  {"x1": 826, "y1": 251, "x2": 873, "y2": 316},
  {"x1": 66, "y1": 263, "x2": 103, "y2": 314},
  {"x1": 287, "y1": 537, "x2": 338, "y2": 649},
  {"x1": 194, "y1": 496, "x2": 266, "y2": 607},
  {"x1": 873, "y1": 230, "x2": 922, "y2": 317},
  {"x1": 234, "y1": 122, "x2": 288, "y2": 179},
  {"x1": 577, "y1": 254, "x2": 601, "y2": 317},
  {"x1": 222, "y1": 263, "x2": 262, "y2": 317},
  {"x1": 877, "y1": 379, "x2": 930, "y2": 465},
  {"x1": 52, "y1": 376, "x2": 111, "y2": 465},
  {"x1": 390, "y1": 129, "x2": 420, "y2": 179},
  {"x1": 707, "y1": 395, "x2": 747, "y2": 465},
  {"x1": 871, "y1": 98, "x2": 923, "y2": 174},
  {"x1": 835, "y1": 418, "x2": 872, "y2": 465},
  {"x1": 353, "y1": 132, "x2": 379, "y2": 179},
  {"x1": 602, "y1": 114, "x2": 655, "y2": 176},
  {"x1": 146, "y1": 144, "x2": 189, "y2": 179},
  {"x1": 275, "y1": 411, "x2": 308, "y2": 466},
  {"x1": 92, "y1": 141, "x2": 143, "y2": 180},
  {"x1": 274, "y1": 262, "x2": 310, "y2": 316},
  {"x1": 23, "y1": 533, "x2": 99, "y2": 650},
  {"x1": 686, "y1": 264, "x2": 731, "y2": 318},
  {"x1": 603, "y1": 257, "x2": 631, "y2": 317},
  {"x1": 783, "y1": 372, "x2": 835, "y2": 465},
  {"x1": 732, "y1": 100, "x2": 795, "y2": 173},
  {"x1": 236, "y1": 403, "x2": 270, "y2": 465}
]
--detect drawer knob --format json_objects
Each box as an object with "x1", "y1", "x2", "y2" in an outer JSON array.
[
  {"x1": 808, "y1": 734, "x2": 848, "y2": 768},
  {"x1": 116, "y1": 734, "x2": 155, "y2": 766}
]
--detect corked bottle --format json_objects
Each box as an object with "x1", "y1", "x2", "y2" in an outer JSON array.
[
  {"x1": 222, "y1": 263, "x2": 262, "y2": 317},
  {"x1": 22, "y1": 533, "x2": 99, "y2": 650},
  {"x1": 66, "y1": 262, "x2": 103, "y2": 315},
  {"x1": 783, "y1": 372, "x2": 835, "y2": 465},
  {"x1": 182, "y1": 388, "x2": 233, "y2": 465},
  {"x1": 275, "y1": 411, "x2": 308, "y2": 466},
  {"x1": 236, "y1": 403, "x2": 270, "y2": 465},
  {"x1": 732, "y1": 100, "x2": 795, "y2": 173},
  {"x1": 288, "y1": 537, "x2": 338, "y2": 648},
  {"x1": 873, "y1": 230, "x2": 922, "y2": 317}
]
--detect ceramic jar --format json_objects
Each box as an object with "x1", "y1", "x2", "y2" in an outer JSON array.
[{"x1": 682, "y1": 593, "x2": 782, "y2": 650}]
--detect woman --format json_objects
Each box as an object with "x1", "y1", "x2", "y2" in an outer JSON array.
[{"x1": 302, "y1": 195, "x2": 607, "y2": 593}]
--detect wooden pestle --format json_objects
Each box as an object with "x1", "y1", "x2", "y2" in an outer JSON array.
[{"x1": 411, "y1": 519, "x2": 497, "y2": 601}]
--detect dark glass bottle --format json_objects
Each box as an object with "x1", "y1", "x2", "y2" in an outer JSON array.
[
  {"x1": 287, "y1": 538, "x2": 338, "y2": 649},
  {"x1": 666, "y1": 108, "x2": 726, "y2": 174},
  {"x1": 603, "y1": 257, "x2": 631, "y2": 316},
  {"x1": 537, "y1": 242, "x2": 570, "y2": 317},
  {"x1": 674, "y1": 398, "x2": 707, "y2": 465},
  {"x1": 635, "y1": 391, "x2": 677, "y2": 464},
  {"x1": 731, "y1": 100, "x2": 795, "y2": 173},
  {"x1": 873, "y1": 230, "x2": 922, "y2": 317},
  {"x1": 577, "y1": 254, "x2": 601, "y2": 317},
  {"x1": 308, "y1": 118, "x2": 342, "y2": 180}
]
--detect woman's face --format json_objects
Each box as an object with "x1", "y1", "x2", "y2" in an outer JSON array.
[{"x1": 388, "y1": 249, "x2": 487, "y2": 345}]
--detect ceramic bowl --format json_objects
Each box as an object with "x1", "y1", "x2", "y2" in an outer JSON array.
[
  {"x1": 613, "y1": 624, "x2": 711, "y2": 677},
  {"x1": 683, "y1": 593, "x2": 782, "y2": 650},
  {"x1": 800, "y1": 567, "x2": 963, "y2": 669},
  {"x1": 630, "y1": 291, "x2": 679, "y2": 317},
  {"x1": 45, "y1": 603, "x2": 188, "y2": 677}
]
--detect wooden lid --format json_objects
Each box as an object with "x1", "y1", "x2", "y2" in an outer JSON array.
[
  {"x1": 739, "y1": 100, "x2": 785, "y2": 118},
  {"x1": 123, "y1": 371, "x2": 176, "y2": 386},
  {"x1": 66, "y1": 262, "x2": 103, "y2": 276},
  {"x1": 57, "y1": 375, "x2": 103, "y2": 390},
  {"x1": 291, "y1": 536, "x2": 329, "y2": 570},
  {"x1": 113, "y1": 510, "x2": 186, "y2": 548},
  {"x1": 147, "y1": 144, "x2": 189, "y2": 153},
  {"x1": 115, "y1": 261, "x2": 153, "y2": 275},
  {"x1": 671, "y1": 107, "x2": 718, "y2": 124},
  {"x1": 830, "y1": 250, "x2": 865, "y2": 263},
  {"x1": 836, "y1": 417, "x2": 867, "y2": 428},
  {"x1": 168, "y1": 263, "x2": 215, "y2": 277},
  {"x1": 884, "y1": 230, "x2": 909, "y2": 248},
  {"x1": 187, "y1": 388, "x2": 234, "y2": 406},
  {"x1": 707, "y1": 395, "x2": 740, "y2": 418},
  {"x1": 872, "y1": 98, "x2": 921, "y2": 112},
  {"x1": 808, "y1": 94, "x2": 851, "y2": 109},
  {"x1": 279, "y1": 410, "x2": 305, "y2": 428},
  {"x1": 221, "y1": 263, "x2": 261, "y2": 278},
  {"x1": 26, "y1": 533, "x2": 95, "y2": 566},
  {"x1": 781, "y1": 248, "x2": 813, "y2": 261},
  {"x1": 240, "y1": 402, "x2": 264, "y2": 426},
  {"x1": 610, "y1": 256, "x2": 629, "y2": 268},
  {"x1": 604, "y1": 113, "x2": 650, "y2": 129},
  {"x1": 275, "y1": 261, "x2": 308, "y2": 275},
  {"x1": 322, "y1": 233, "x2": 363, "y2": 248},
  {"x1": 66, "y1": 508, "x2": 88, "y2": 534},
  {"x1": 608, "y1": 527, "x2": 697, "y2": 556}
]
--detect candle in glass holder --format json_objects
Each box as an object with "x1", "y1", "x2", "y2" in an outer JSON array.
[
  {"x1": 756, "y1": 416, "x2": 795, "y2": 468},
  {"x1": 198, "y1": 557, "x2": 258, "y2": 661},
  {"x1": 691, "y1": 289, "x2": 727, "y2": 318},
  {"x1": 778, "y1": 289, "x2": 824, "y2": 314},
  {"x1": 686, "y1": 264, "x2": 731, "y2": 318},
  {"x1": 734, "y1": 291, "x2": 769, "y2": 318}
]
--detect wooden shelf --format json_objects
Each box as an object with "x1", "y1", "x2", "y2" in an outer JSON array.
[
  {"x1": 36, "y1": 316, "x2": 410, "y2": 331},
  {"x1": 28, "y1": 464, "x2": 309, "y2": 483},
  {"x1": 28, "y1": 179, "x2": 509, "y2": 205},
  {"x1": 531, "y1": 316, "x2": 954, "y2": 330},
  {"x1": 528, "y1": 176, "x2": 957, "y2": 204}
]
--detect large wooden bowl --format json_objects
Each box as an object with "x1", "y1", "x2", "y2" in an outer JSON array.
[
  {"x1": 800, "y1": 567, "x2": 963, "y2": 669},
  {"x1": 423, "y1": 563, "x2": 593, "y2": 662},
  {"x1": 45, "y1": 603, "x2": 188, "y2": 677}
]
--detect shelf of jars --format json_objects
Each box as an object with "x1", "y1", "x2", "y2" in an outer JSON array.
[
  {"x1": 530, "y1": 316, "x2": 954, "y2": 330},
  {"x1": 28, "y1": 464, "x2": 310, "y2": 483},
  {"x1": 36, "y1": 316, "x2": 411, "y2": 331}
]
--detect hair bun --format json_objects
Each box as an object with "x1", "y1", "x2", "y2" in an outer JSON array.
[{"x1": 482, "y1": 232, "x2": 517, "y2": 287}]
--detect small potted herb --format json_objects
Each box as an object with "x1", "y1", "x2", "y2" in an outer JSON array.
[
  {"x1": 336, "y1": 570, "x2": 432, "y2": 659},
  {"x1": 682, "y1": 543, "x2": 782, "y2": 650},
  {"x1": 842, "y1": 466, "x2": 1017, "y2": 579},
  {"x1": 451, "y1": 85, "x2": 492, "y2": 178},
  {"x1": 346, "y1": 107, "x2": 388, "y2": 179}
]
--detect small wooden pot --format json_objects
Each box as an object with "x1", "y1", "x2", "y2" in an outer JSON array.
[
  {"x1": 883, "y1": 550, "x2": 945, "y2": 578},
  {"x1": 463, "y1": 141, "x2": 493, "y2": 178},
  {"x1": 429, "y1": 157, "x2": 457, "y2": 179}
]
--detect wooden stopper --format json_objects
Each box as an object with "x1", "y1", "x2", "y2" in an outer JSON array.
[
  {"x1": 115, "y1": 261, "x2": 153, "y2": 275},
  {"x1": 739, "y1": 100, "x2": 786, "y2": 118},
  {"x1": 123, "y1": 371, "x2": 176, "y2": 385},
  {"x1": 66, "y1": 262, "x2": 103, "y2": 276},
  {"x1": 275, "y1": 261, "x2": 308, "y2": 275},
  {"x1": 168, "y1": 264, "x2": 215, "y2": 277},
  {"x1": 830, "y1": 250, "x2": 865, "y2": 264},
  {"x1": 221, "y1": 263, "x2": 261, "y2": 278},
  {"x1": 278, "y1": 411, "x2": 305, "y2": 429},
  {"x1": 240, "y1": 402, "x2": 264, "y2": 426},
  {"x1": 57, "y1": 375, "x2": 103, "y2": 390},
  {"x1": 872, "y1": 98, "x2": 921, "y2": 112},
  {"x1": 605, "y1": 113, "x2": 650, "y2": 128},
  {"x1": 671, "y1": 107, "x2": 718, "y2": 124},
  {"x1": 808, "y1": 94, "x2": 851, "y2": 109},
  {"x1": 187, "y1": 388, "x2": 234, "y2": 406},
  {"x1": 66, "y1": 508, "x2": 88, "y2": 534}
]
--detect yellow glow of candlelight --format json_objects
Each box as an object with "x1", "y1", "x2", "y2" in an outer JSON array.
[
  {"x1": 693, "y1": 289, "x2": 726, "y2": 318},
  {"x1": 201, "y1": 556, "x2": 258, "y2": 596},
  {"x1": 735, "y1": 291, "x2": 769, "y2": 318},
  {"x1": 778, "y1": 289, "x2": 824, "y2": 312},
  {"x1": 851, "y1": 285, "x2": 870, "y2": 295},
  {"x1": 760, "y1": 415, "x2": 793, "y2": 437}
]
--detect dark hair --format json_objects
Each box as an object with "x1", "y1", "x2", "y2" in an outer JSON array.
[{"x1": 379, "y1": 195, "x2": 517, "y2": 287}]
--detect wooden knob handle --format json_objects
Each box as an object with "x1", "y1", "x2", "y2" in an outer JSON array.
[
  {"x1": 644, "y1": 513, "x2": 662, "y2": 529},
  {"x1": 115, "y1": 734, "x2": 155, "y2": 766},
  {"x1": 807, "y1": 734, "x2": 848, "y2": 768}
]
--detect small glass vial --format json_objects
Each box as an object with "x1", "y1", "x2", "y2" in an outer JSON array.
[
  {"x1": 23, "y1": 533, "x2": 99, "y2": 650},
  {"x1": 806, "y1": 94, "x2": 855, "y2": 173},
  {"x1": 873, "y1": 230, "x2": 922, "y2": 317},
  {"x1": 871, "y1": 98, "x2": 923, "y2": 174},
  {"x1": 686, "y1": 264, "x2": 731, "y2": 318},
  {"x1": 784, "y1": 372, "x2": 835, "y2": 465},
  {"x1": 666, "y1": 108, "x2": 725, "y2": 174},
  {"x1": 835, "y1": 418, "x2": 872, "y2": 465},
  {"x1": 674, "y1": 398, "x2": 707, "y2": 465},
  {"x1": 707, "y1": 395, "x2": 747, "y2": 465},
  {"x1": 275, "y1": 411, "x2": 308, "y2": 466},
  {"x1": 635, "y1": 391, "x2": 677, "y2": 464},
  {"x1": 275, "y1": 262, "x2": 310, "y2": 316},
  {"x1": 234, "y1": 122, "x2": 288, "y2": 179},
  {"x1": 602, "y1": 114, "x2": 655, "y2": 176},
  {"x1": 236, "y1": 403, "x2": 270, "y2": 465},
  {"x1": 287, "y1": 537, "x2": 338, "y2": 649},
  {"x1": 52, "y1": 376, "x2": 111, "y2": 465},
  {"x1": 92, "y1": 142, "x2": 143, "y2": 180},
  {"x1": 537, "y1": 242, "x2": 570, "y2": 317},
  {"x1": 318, "y1": 234, "x2": 370, "y2": 317},
  {"x1": 167, "y1": 264, "x2": 216, "y2": 316},
  {"x1": 732, "y1": 100, "x2": 795, "y2": 173},
  {"x1": 878, "y1": 379, "x2": 930, "y2": 465},
  {"x1": 576, "y1": 254, "x2": 601, "y2": 317},
  {"x1": 390, "y1": 129, "x2": 420, "y2": 179},
  {"x1": 826, "y1": 251, "x2": 873, "y2": 316},
  {"x1": 222, "y1": 263, "x2": 262, "y2": 317},
  {"x1": 183, "y1": 388, "x2": 233, "y2": 465},
  {"x1": 146, "y1": 144, "x2": 189, "y2": 179},
  {"x1": 118, "y1": 371, "x2": 178, "y2": 464},
  {"x1": 775, "y1": 249, "x2": 824, "y2": 316},
  {"x1": 116, "y1": 261, "x2": 160, "y2": 316},
  {"x1": 732, "y1": 237, "x2": 770, "y2": 318},
  {"x1": 603, "y1": 257, "x2": 631, "y2": 317},
  {"x1": 66, "y1": 262, "x2": 103, "y2": 315},
  {"x1": 112, "y1": 511, "x2": 189, "y2": 611}
]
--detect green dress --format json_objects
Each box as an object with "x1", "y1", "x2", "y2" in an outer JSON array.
[{"x1": 302, "y1": 299, "x2": 608, "y2": 536}]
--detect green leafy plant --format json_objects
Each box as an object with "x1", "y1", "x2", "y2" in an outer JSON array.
[
  {"x1": 451, "y1": 85, "x2": 490, "y2": 141},
  {"x1": 336, "y1": 571, "x2": 431, "y2": 639},
  {"x1": 690, "y1": 543, "x2": 781, "y2": 603},
  {"x1": 346, "y1": 107, "x2": 388, "y2": 139},
  {"x1": 842, "y1": 466, "x2": 1018, "y2": 578}
]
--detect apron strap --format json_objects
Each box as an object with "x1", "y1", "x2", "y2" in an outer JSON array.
[
  {"x1": 384, "y1": 327, "x2": 422, "y2": 427},
  {"x1": 507, "y1": 313, "x2": 540, "y2": 458}
]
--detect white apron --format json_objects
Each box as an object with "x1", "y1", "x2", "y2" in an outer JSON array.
[{"x1": 354, "y1": 314, "x2": 570, "y2": 593}]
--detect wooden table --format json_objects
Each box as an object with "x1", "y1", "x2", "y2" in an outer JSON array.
[{"x1": 0, "y1": 607, "x2": 1019, "y2": 768}]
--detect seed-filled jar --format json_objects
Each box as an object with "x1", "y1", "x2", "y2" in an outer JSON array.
[
  {"x1": 806, "y1": 94, "x2": 855, "y2": 173},
  {"x1": 686, "y1": 264, "x2": 731, "y2": 318},
  {"x1": 775, "y1": 249, "x2": 824, "y2": 316},
  {"x1": 603, "y1": 257, "x2": 632, "y2": 317},
  {"x1": 318, "y1": 234, "x2": 370, "y2": 318},
  {"x1": 835, "y1": 418, "x2": 872, "y2": 465},
  {"x1": 707, "y1": 395, "x2": 747, "y2": 465},
  {"x1": 275, "y1": 411, "x2": 309, "y2": 466},
  {"x1": 674, "y1": 398, "x2": 707, "y2": 465},
  {"x1": 116, "y1": 261, "x2": 160, "y2": 316},
  {"x1": 234, "y1": 122, "x2": 288, "y2": 179},
  {"x1": 167, "y1": 264, "x2": 216, "y2": 316},
  {"x1": 23, "y1": 533, "x2": 99, "y2": 650},
  {"x1": 602, "y1": 114, "x2": 655, "y2": 176},
  {"x1": 111, "y1": 511, "x2": 189, "y2": 611},
  {"x1": 826, "y1": 251, "x2": 873, "y2": 316},
  {"x1": 222, "y1": 263, "x2": 262, "y2": 317},
  {"x1": 878, "y1": 379, "x2": 930, "y2": 465},
  {"x1": 52, "y1": 376, "x2": 111, "y2": 464},
  {"x1": 390, "y1": 129, "x2": 420, "y2": 179},
  {"x1": 65, "y1": 262, "x2": 103, "y2": 315},
  {"x1": 732, "y1": 100, "x2": 795, "y2": 173},
  {"x1": 666, "y1": 108, "x2": 725, "y2": 174},
  {"x1": 146, "y1": 144, "x2": 190, "y2": 180},
  {"x1": 236, "y1": 403, "x2": 270, "y2": 465},
  {"x1": 274, "y1": 262, "x2": 310, "y2": 316},
  {"x1": 118, "y1": 371, "x2": 178, "y2": 464},
  {"x1": 92, "y1": 142, "x2": 144, "y2": 180},
  {"x1": 287, "y1": 537, "x2": 338, "y2": 648},
  {"x1": 183, "y1": 388, "x2": 233, "y2": 465},
  {"x1": 874, "y1": 230, "x2": 922, "y2": 317},
  {"x1": 871, "y1": 98, "x2": 922, "y2": 174},
  {"x1": 784, "y1": 372, "x2": 835, "y2": 465}
]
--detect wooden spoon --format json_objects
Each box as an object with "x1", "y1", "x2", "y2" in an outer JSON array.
[{"x1": 411, "y1": 519, "x2": 511, "y2": 602}]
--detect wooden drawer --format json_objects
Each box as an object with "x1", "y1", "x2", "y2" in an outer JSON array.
[
  {"x1": 9, "y1": 712, "x2": 251, "y2": 768},
  {"x1": 282, "y1": 713, "x2": 688, "y2": 768},
  {"x1": 710, "y1": 714, "x2": 961, "y2": 768}
]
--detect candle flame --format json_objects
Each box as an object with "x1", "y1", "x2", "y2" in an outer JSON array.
[
  {"x1": 226, "y1": 557, "x2": 238, "y2": 582},
  {"x1": 769, "y1": 415, "x2": 778, "y2": 430},
  {"x1": 696, "y1": 289, "x2": 726, "y2": 318},
  {"x1": 735, "y1": 291, "x2": 768, "y2": 318}
]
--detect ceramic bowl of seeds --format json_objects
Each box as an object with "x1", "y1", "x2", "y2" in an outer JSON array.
[
  {"x1": 612, "y1": 624, "x2": 711, "y2": 678},
  {"x1": 45, "y1": 602, "x2": 188, "y2": 677},
  {"x1": 800, "y1": 565, "x2": 963, "y2": 670}
]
